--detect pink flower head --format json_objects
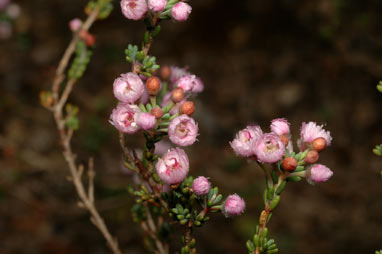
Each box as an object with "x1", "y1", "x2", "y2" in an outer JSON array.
[
  {"x1": 69, "y1": 18, "x2": 82, "y2": 32},
  {"x1": 154, "y1": 140, "x2": 172, "y2": 156},
  {"x1": 6, "y1": 4, "x2": 20, "y2": 19},
  {"x1": 223, "y1": 194, "x2": 245, "y2": 216},
  {"x1": 192, "y1": 176, "x2": 211, "y2": 195},
  {"x1": 148, "y1": 0, "x2": 167, "y2": 12},
  {"x1": 298, "y1": 122, "x2": 332, "y2": 150},
  {"x1": 109, "y1": 104, "x2": 141, "y2": 134},
  {"x1": 168, "y1": 114, "x2": 198, "y2": 146},
  {"x1": 120, "y1": 0, "x2": 148, "y2": 20},
  {"x1": 171, "y1": 2, "x2": 191, "y2": 21},
  {"x1": 170, "y1": 66, "x2": 190, "y2": 84},
  {"x1": 113, "y1": 72, "x2": 144, "y2": 103},
  {"x1": 230, "y1": 125, "x2": 263, "y2": 157},
  {"x1": 176, "y1": 74, "x2": 198, "y2": 93},
  {"x1": 136, "y1": 112, "x2": 156, "y2": 130},
  {"x1": 156, "y1": 148, "x2": 189, "y2": 184},
  {"x1": 271, "y1": 118, "x2": 290, "y2": 136},
  {"x1": 0, "y1": 0, "x2": 9, "y2": 10},
  {"x1": 192, "y1": 77, "x2": 204, "y2": 93},
  {"x1": 308, "y1": 164, "x2": 333, "y2": 183},
  {"x1": 254, "y1": 133, "x2": 285, "y2": 163}
]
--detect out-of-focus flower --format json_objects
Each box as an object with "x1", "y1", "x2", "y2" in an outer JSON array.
[
  {"x1": 148, "y1": 0, "x2": 167, "y2": 12},
  {"x1": 270, "y1": 118, "x2": 290, "y2": 136},
  {"x1": 69, "y1": 18, "x2": 82, "y2": 32}
]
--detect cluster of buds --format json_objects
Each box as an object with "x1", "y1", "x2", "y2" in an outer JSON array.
[
  {"x1": 230, "y1": 119, "x2": 333, "y2": 183},
  {"x1": 121, "y1": 0, "x2": 192, "y2": 21}
]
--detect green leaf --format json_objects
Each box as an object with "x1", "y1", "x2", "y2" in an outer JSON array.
[{"x1": 65, "y1": 116, "x2": 79, "y2": 130}]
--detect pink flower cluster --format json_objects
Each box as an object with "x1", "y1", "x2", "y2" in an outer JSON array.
[
  {"x1": 120, "y1": 0, "x2": 191, "y2": 21},
  {"x1": 230, "y1": 119, "x2": 334, "y2": 183}
]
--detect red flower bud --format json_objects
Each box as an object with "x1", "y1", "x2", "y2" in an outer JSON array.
[
  {"x1": 305, "y1": 150, "x2": 319, "y2": 164},
  {"x1": 180, "y1": 101, "x2": 195, "y2": 116},
  {"x1": 150, "y1": 107, "x2": 164, "y2": 119},
  {"x1": 171, "y1": 87, "x2": 184, "y2": 103},
  {"x1": 79, "y1": 30, "x2": 96, "y2": 46},
  {"x1": 159, "y1": 66, "x2": 171, "y2": 81},
  {"x1": 312, "y1": 137, "x2": 327, "y2": 152},
  {"x1": 146, "y1": 76, "x2": 161, "y2": 95},
  {"x1": 282, "y1": 157, "x2": 297, "y2": 171}
]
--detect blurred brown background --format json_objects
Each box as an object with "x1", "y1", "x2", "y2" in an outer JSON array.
[{"x1": 1, "y1": 0, "x2": 382, "y2": 253}]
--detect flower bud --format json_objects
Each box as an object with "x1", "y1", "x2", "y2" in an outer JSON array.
[
  {"x1": 69, "y1": 18, "x2": 82, "y2": 32},
  {"x1": 148, "y1": 0, "x2": 167, "y2": 12},
  {"x1": 146, "y1": 76, "x2": 161, "y2": 95},
  {"x1": 312, "y1": 137, "x2": 327, "y2": 152},
  {"x1": 156, "y1": 148, "x2": 189, "y2": 185},
  {"x1": 282, "y1": 157, "x2": 297, "y2": 171},
  {"x1": 308, "y1": 164, "x2": 333, "y2": 183},
  {"x1": 305, "y1": 150, "x2": 319, "y2": 164},
  {"x1": 120, "y1": 0, "x2": 148, "y2": 20},
  {"x1": 79, "y1": 30, "x2": 96, "y2": 46},
  {"x1": 159, "y1": 66, "x2": 171, "y2": 81},
  {"x1": 171, "y1": 2, "x2": 192, "y2": 21},
  {"x1": 180, "y1": 101, "x2": 195, "y2": 116},
  {"x1": 136, "y1": 112, "x2": 156, "y2": 130},
  {"x1": 168, "y1": 115, "x2": 198, "y2": 146},
  {"x1": 150, "y1": 107, "x2": 164, "y2": 119},
  {"x1": 192, "y1": 176, "x2": 211, "y2": 195},
  {"x1": 223, "y1": 194, "x2": 245, "y2": 216},
  {"x1": 171, "y1": 87, "x2": 184, "y2": 103}
]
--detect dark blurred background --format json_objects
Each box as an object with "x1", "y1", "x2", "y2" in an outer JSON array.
[{"x1": 1, "y1": 0, "x2": 382, "y2": 253}]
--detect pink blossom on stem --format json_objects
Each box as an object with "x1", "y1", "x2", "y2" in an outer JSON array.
[
  {"x1": 154, "y1": 140, "x2": 172, "y2": 156},
  {"x1": 170, "y1": 66, "x2": 190, "y2": 84},
  {"x1": 136, "y1": 112, "x2": 156, "y2": 130},
  {"x1": 148, "y1": 0, "x2": 167, "y2": 12},
  {"x1": 69, "y1": 18, "x2": 82, "y2": 32},
  {"x1": 223, "y1": 194, "x2": 245, "y2": 216},
  {"x1": 120, "y1": 0, "x2": 148, "y2": 20},
  {"x1": 156, "y1": 148, "x2": 189, "y2": 184},
  {"x1": 298, "y1": 122, "x2": 332, "y2": 150},
  {"x1": 113, "y1": 72, "x2": 144, "y2": 103},
  {"x1": 109, "y1": 104, "x2": 141, "y2": 134},
  {"x1": 192, "y1": 77, "x2": 204, "y2": 93},
  {"x1": 230, "y1": 125, "x2": 263, "y2": 157},
  {"x1": 192, "y1": 176, "x2": 211, "y2": 195},
  {"x1": 176, "y1": 74, "x2": 198, "y2": 93},
  {"x1": 270, "y1": 118, "x2": 290, "y2": 136},
  {"x1": 254, "y1": 133, "x2": 285, "y2": 163},
  {"x1": 308, "y1": 164, "x2": 333, "y2": 183},
  {"x1": 168, "y1": 114, "x2": 198, "y2": 146},
  {"x1": 171, "y1": 2, "x2": 191, "y2": 21}
]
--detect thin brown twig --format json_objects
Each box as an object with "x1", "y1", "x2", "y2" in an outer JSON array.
[{"x1": 50, "y1": 6, "x2": 123, "y2": 254}]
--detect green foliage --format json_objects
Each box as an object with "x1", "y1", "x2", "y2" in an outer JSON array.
[
  {"x1": 375, "y1": 250, "x2": 382, "y2": 254},
  {"x1": 124, "y1": 44, "x2": 160, "y2": 77},
  {"x1": 247, "y1": 226, "x2": 279, "y2": 254},
  {"x1": 65, "y1": 104, "x2": 80, "y2": 130},
  {"x1": 373, "y1": 145, "x2": 382, "y2": 156},
  {"x1": 86, "y1": 0, "x2": 113, "y2": 19},
  {"x1": 68, "y1": 40, "x2": 93, "y2": 79}
]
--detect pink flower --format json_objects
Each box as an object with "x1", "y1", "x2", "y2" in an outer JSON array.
[
  {"x1": 136, "y1": 112, "x2": 156, "y2": 130},
  {"x1": 0, "y1": 0, "x2": 9, "y2": 10},
  {"x1": 270, "y1": 118, "x2": 290, "y2": 136},
  {"x1": 6, "y1": 4, "x2": 20, "y2": 19},
  {"x1": 109, "y1": 104, "x2": 141, "y2": 134},
  {"x1": 120, "y1": 0, "x2": 148, "y2": 20},
  {"x1": 223, "y1": 194, "x2": 245, "y2": 216},
  {"x1": 192, "y1": 176, "x2": 211, "y2": 195},
  {"x1": 230, "y1": 125, "x2": 263, "y2": 157},
  {"x1": 170, "y1": 66, "x2": 190, "y2": 84},
  {"x1": 308, "y1": 164, "x2": 333, "y2": 183},
  {"x1": 171, "y1": 2, "x2": 191, "y2": 21},
  {"x1": 148, "y1": 0, "x2": 167, "y2": 12},
  {"x1": 176, "y1": 75, "x2": 198, "y2": 92},
  {"x1": 298, "y1": 122, "x2": 332, "y2": 151},
  {"x1": 113, "y1": 72, "x2": 144, "y2": 103},
  {"x1": 154, "y1": 140, "x2": 172, "y2": 156},
  {"x1": 156, "y1": 148, "x2": 189, "y2": 184},
  {"x1": 254, "y1": 133, "x2": 285, "y2": 163},
  {"x1": 168, "y1": 114, "x2": 198, "y2": 146},
  {"x1": 192, "y1": 77, "x2": 204, "y2": 93},
  {"x1": 69, "y1": 18, "x2": 82, "y2": 32}
]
